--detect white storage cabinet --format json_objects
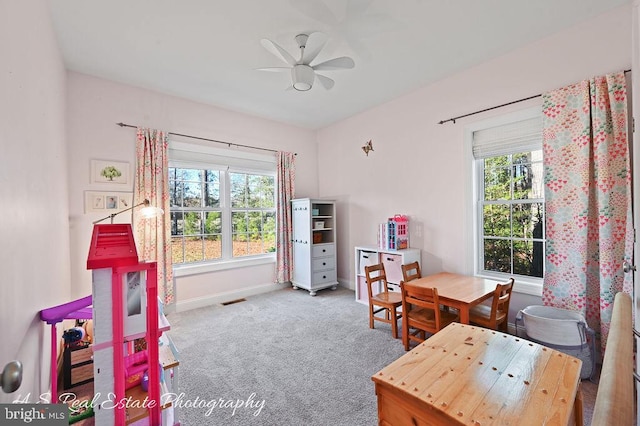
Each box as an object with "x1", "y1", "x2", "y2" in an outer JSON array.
[
  {"x1": 354, "y1": 245, "x2": 421, "y2": 304},
  {"x1": 291, "y1": 198, "x2": 338, "y2": 296}
]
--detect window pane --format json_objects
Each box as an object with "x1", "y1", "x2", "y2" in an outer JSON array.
[
  {"x1": 170, "y1": 211, "x2": 184, "y2": 236},
  {"x1": 169, "y1": 179, "x2": 183, "y2": 207},
  {"x1": 171, "y1": 237, "x2": 184, "y2": 264},
  {"x1": 183, "y1": 212, "x2": 202, "y2": 235},
  {"x1": 248, "y1": 211, "x2": 262, "y2": 232},
  {"x1": 246, "y1": 175, "x2": 260, "y2": 208},
  {"x1": 232, "y1": 211, "x2": 248, "y2": 233},
  {"x1": 248, "y1": 232, "x2": 263, "y2": 255},
  {"x1": 181, "y1": 169, "x2": 201, "y2": 181},
  {"x1": 184, "y1": 236, "x2": 204, "y2": 263},
  {"x1": 264, "y1": 211, "x2": 276, "y2": 234},
  {"x1": 204, "y1": 211, "x2": 222, "y2": 234},
  {"x1": 513, "y1": 240, "x2": 543, "y2": 278},
  {"x1": 484, "y1": 166, "x2": 511, "y2": 201},
  {"x1": 483, "y1": 238, "x2": 511, "y2": 273},
  {"x1": 264, "y1": 232, "x2": 276, "y2": 252},
  {"x1": 232, "y1": 233, "x2": 249, "y2": 257},
  {"x1": 203, "y1": 236, "x2": 221, "y2": 260},
  {"x1": 512, "y1": 202, "x2": 544, "y2": 239},
  {"x1": 483, "y1": 204, "x2": 510, "y2": 237},
  {"x1": 262, "y1": 176, "x2": 275, "y2": 208},
  {"x1": 205, "y1": 170, "x2": 219, "y2": 183},
  {"x1": 512, "y1": 152, "x2": 543, "y2": 200},
  {"x1": 230, "y1": 173, "x2": 247, "y2": 207},
  {"x1": 183, "y1": 182, "x2": 202, "y2": 207},
  {"x1": 205, "y1": 183, "x2": 220, "y2": 207}
]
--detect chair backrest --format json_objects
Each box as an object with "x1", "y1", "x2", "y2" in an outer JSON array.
[
  {"x1": 364, "y1": 263, "x2": 388, "y2": 300},
  {"x1": 489, "y1": 278, "x2": 515, "y2": 322},
  {"x1": 401, "y1": 261, "x2": 421, "y2": 283},
  {"x1": 401, "y1": 282, "x2": 443, "y2": 330}
]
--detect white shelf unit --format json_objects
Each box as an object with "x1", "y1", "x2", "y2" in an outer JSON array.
[
  {"x1": 354, "y1": 246, "x2": 421, "y2": 304},
  {"x1": 291, "y1": 198, "x2": 338, "y2": 296}
]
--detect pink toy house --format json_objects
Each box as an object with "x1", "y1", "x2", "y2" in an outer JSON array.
[{"x1": 87, "y1": 224, "x2": 162, "y2": 425}]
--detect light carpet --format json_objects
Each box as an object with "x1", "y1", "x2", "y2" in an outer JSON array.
[{"x1": 166, "y1": 287, "x2": 598, "y2": 425}]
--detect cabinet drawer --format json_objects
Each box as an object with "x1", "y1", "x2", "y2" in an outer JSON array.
[
  {"x1": 70, "y1": 363, "x2": 94, "y2": 387},
  {"x1": 313, "y1": 257, "x2": 335, "y2": 271},
  {"x1": 381, "y1": 253, "x2": 403, "y2": 284},
  {"x1": 312, "y1": 269, "x2": 337, "y2": 284},
  {"x1": 312, "y1": 244, "x2": 335, "y2": 258},
  {"x1": 386, "y1": 283, "x2": 401, "y2": 293},
  {"x1": 358, "y1": 250, "x2": 379, "y2": 275},
  {"x1": 70, "y1": 346, "x2": 93, "y2": 365}
]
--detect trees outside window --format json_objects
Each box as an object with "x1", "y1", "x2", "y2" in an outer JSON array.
[
  {"x1": 480, "y1": 150, "x2": 544, "y2": 278},
  {"x1": 169, "y1": 167, "x2": 275, "y2": 265}
]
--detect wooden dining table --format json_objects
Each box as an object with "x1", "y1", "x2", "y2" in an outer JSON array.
[
  {"x1": 372, "y1": 322, "x2": 583, "y2": 425},
  {"x1": 407, "y1": 272, "x2": 502, "y2": 324}
]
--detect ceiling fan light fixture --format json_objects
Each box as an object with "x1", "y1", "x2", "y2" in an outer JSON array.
[{"x1": 292, "y1": 64, "x2": 314, "y2": 91}]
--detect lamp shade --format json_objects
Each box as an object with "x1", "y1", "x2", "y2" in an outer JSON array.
[{"x1": 292, "y1": 65, "x2": 314, "y2": 91}]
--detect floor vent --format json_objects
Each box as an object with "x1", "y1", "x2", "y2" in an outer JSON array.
[{"x1": 221, "y1": 298, "x2": 246, "y2": 306}]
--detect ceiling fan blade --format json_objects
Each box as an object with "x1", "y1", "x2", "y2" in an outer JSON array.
[
  {"x1": 260, "y1": 38, "x2": 297, "y2": 66},
  {"x1": 312, "y1": 56, "x2": 355, "y2": 71},
  {"x1": 316, "y1": 74, "x2": 335, "y2": 90},
  {"x1": 302, "y1": 32, "x2": 327, "y2": 65},
  {"x1": 256, "y1": 67, "x2": 291, "y2": 72}
]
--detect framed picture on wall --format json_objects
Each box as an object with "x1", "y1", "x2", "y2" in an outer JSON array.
[
  {"x1": 91, "y1": 159, "x2": 130, "y2": 185},
  {"x1": 84, "y1": 191, "x2": 133, "y2": 213}
]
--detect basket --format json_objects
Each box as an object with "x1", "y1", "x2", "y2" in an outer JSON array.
[{"x1": 516, "y1": 305, "x2": 595, "y2": 380}]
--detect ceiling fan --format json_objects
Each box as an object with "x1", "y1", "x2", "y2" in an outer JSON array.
[{"x1": 258, "y1": 32, "x2": 355, "y2": 91}]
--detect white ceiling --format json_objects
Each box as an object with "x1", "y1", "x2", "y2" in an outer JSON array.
[{"x1": 47, "y1": 0, "x2": 629, "y2": 129}]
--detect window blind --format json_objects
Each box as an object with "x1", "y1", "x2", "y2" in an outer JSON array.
[
  {"x1": 169, "y1": 141, "x2": 276, "y2": 173},
  {"x1": 472, "y1": 116, "x2": 542, "y2": 159}
]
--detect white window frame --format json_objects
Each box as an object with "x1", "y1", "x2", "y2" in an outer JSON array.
[
  {"x1": 169, "y1": 141, "x2": 277, "y2": 277},
  {"x1": 463, "y1": 107, "x2": 543, "y2": 297}
]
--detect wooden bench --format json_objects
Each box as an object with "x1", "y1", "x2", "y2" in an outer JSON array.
[{"x1": 591, "y1": 292, "x2": 634, "y2": 425}]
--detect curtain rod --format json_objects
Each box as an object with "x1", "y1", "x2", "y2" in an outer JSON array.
[
  {"x1": 116, "y1": 122, "x2": 296, "y2": 155},
  {"x1": 437, "y1": 69, "x2": 632, "y2": 125}
]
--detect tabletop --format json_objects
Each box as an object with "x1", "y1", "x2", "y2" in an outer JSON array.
[
  {"x1": 408, "y1": 272, "x2": 500, "y2": 305},
  {"x1": 372, "y1": 322, "x2": 583, "y2": 425}
]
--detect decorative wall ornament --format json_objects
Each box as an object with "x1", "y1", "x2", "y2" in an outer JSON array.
[
  {"x1": 84, "y1": 191, "x2": 133, "y2": 213},
  {"x1": 362, "y1": 139, "x2": 374, "y2": 156},
  {"x1": 90, "y1": 159, "x2": 130, "y2": 185}
]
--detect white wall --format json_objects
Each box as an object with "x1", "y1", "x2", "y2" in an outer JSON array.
[
  {"x1": 318, "y1": 4, "x2": 632, "y2": 318},
  {"x1": 0, "y1": 0, "x2": 69, "y2": 402},
  {"x1": 66, "y1": 73, "x2": 319, "y2": 307}
]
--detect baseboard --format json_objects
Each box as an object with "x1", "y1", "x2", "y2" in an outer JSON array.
[
  {"x1": 339, "y1": 278, "x2": 354, "y2": 291},
  {"x1": 175, "y1": 283, "x2": 286, "y2": 312}
]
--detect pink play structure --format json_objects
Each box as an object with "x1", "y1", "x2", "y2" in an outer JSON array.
[{"x1": 39, "y1": 294, "x2": 93, "y2": 403}]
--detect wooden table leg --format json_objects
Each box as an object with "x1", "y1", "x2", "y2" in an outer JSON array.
[
  {"x1": 574, "y1": 384, "x2": 583, "y2": 426},
  {"x1": 459, "y1": 307, "x2": 469, "y2": 324}
]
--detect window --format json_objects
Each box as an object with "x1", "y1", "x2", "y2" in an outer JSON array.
[
  {"x1": 168, "y1": 142, "x2": 276, "y2": 268},
  {"x1": 480, "y1": 151, "x2": 544, "y2": 278},
  {"x1": 470, "y1": 112, "x2": 545, "y2": 283}
]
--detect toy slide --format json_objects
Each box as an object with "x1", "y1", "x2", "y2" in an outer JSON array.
[
  {"x1": 39, "y1": 295, "x2": 93, "y2": 402},
  {"x1": 40, "y1": 295, "x2": 92, "y2": 324}
]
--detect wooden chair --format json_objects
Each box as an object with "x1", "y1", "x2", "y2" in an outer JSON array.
[
  {"x1": 401, "y1": 261, "x2": 421, "y2": 283},
  {"x1": 364, "y1": 263, "x2": 403, "y2": 339},
  {"x1": 468, "y1": 278, "x2": 515, "y2": 332},
  {"x1": 401, "y1": 282, "x2": 459, "y2": 351}
]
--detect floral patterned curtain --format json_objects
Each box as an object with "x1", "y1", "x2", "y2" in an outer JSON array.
[
  {"x1": 275, "y1": 152, "x2": 296, "y2": 283},
  {"x1": 542, "y1": 71, "x2": 632, "y2": 351},
  {"x1": 134, "y1": 128, "x2": 174, "y2": 305}
]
